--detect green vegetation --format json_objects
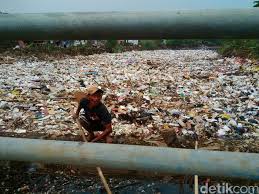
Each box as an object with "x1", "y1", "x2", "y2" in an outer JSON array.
[
  {"x1": 254, "y1": 0, "x2": 259, "y2": 7},
  {"x1": 105, "y1": 40, "x2": 117, "y2": 51},
  {"x1": 0, "y1": 41, "x2": 107, "y2": 59},
  {"x1": 24, "y1": 42, "x2": 104, "y2": 56},
  {"x1": 105, "y1": 40, "x2": 124, "y2": 53},
  {"x1": 218, "y1": 40, "x2": 259, "y2": 59},
  {"x1": 2, "y1": 38, "x2": 259, "y2": 60},
  {"x1": 166, "y1": 39, "x2": 221, "y2": 48},
  {"x1": 217, "y1": 1, "x2": 259, "y2": 59},
  {"x1": 139, "y1": 40, "x2": 163, "y2": 50},
  {"x1": 139, "y1": 39, "x2": 222, "y2": 50}
]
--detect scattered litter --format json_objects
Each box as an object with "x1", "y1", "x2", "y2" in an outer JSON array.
[{"x1": 0, "y1": 50, "x2": 258, "y2": 147}]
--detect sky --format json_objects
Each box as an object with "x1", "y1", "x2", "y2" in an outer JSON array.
[{"x1": 0, "y1": 0, "x2": 255, "y2": 13}]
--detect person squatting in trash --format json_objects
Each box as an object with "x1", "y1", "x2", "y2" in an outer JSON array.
[{"x1": 73, "y1": 85, "x2": 113, "y2": 143}]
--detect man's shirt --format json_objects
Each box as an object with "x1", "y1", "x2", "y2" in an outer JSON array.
[{"x1": 79, "y1": 98, "x2": 112, "y2": 125}]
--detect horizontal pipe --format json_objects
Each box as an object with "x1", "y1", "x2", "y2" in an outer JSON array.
[
  {"x1": 0, "y1": 9, "x2": 259, "y2": 40},
  {"x1": 0, "y1": 137, "x2": 258, "y2": 180}
]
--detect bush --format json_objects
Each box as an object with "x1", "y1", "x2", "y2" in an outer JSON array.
[
  {"x1": 218, "y1": 40, "x2": 259, "y2": 59},
  {"x1": 105, "y1": 40, "x2": 118, "y2": 52},
  {"x1": 139, "y1": 40, "x2": 162, "y2": 50},
  {"x1": 166, "y1": 39, "x2": 222, "y2": 48}
]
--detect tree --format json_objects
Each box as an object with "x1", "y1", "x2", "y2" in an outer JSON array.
[{"x1": 253, "y1": 1, "x2": 259, "y2": 7}]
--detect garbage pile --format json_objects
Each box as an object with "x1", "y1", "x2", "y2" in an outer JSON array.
[{"x1": 0, "y1": 50, "x2": 258, "y2": 146}]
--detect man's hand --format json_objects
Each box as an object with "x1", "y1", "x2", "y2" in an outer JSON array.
[
  {"x1": 91, "y1": 135, "x2": 100, "y2": 142},
  {"x1": 91, "y1": 123, "x2": 112, "y2": 142}
]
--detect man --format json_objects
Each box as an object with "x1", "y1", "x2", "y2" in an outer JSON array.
[{"x1": 73, "y1": 85, "x2": 112, "y2": 143}]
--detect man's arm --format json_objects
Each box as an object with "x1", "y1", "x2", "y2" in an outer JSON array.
[
  {"x1": 73, "y1": 103, "x2": 82, "y2": 119},
  {"x1": 91, "y1": 123, "x2": 112, "y2": 142}
]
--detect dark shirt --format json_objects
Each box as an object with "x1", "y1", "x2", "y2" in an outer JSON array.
[{"x1": 79, "y1": 98, "x2": 112, "y2": 125}]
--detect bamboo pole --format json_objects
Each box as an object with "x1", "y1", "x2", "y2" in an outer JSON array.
[
  {"x1": 194, "y1": 141, "x2": 199, "y2": 194},
  {"x1": 76, "y1": 118, "x2": 112, "y2": 194}
]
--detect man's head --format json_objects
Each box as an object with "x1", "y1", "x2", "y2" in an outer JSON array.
[{"x1": 86, "y1": 85, "x2": 104, "y2": 105}]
